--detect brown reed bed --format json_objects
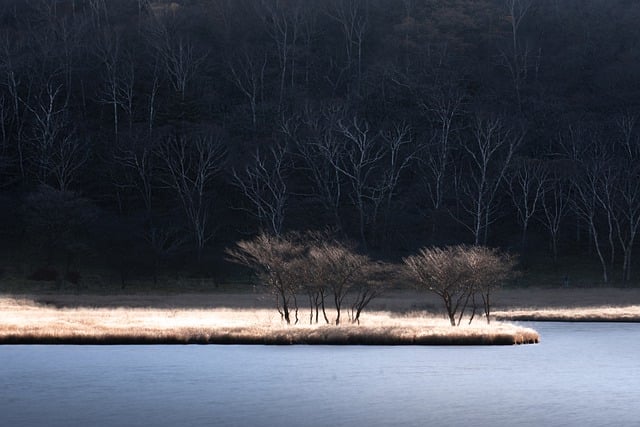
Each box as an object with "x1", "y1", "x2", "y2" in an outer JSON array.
[
  {"x1": 0, "y1": 297, "x2": 538, "y2": 345},
  {"x1": 494, "y1": 305, "x2": 640, "y2": 322}
]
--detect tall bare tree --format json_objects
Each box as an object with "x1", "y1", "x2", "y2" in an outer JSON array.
[
  {"x1": 290, "y1": 105, "x2": 346, "y2": 232},
  {"x1": 25, "y1": 82, "x2": 88, "y2": 191},
  {"x1": 95, "y1": 28, "x2": 136, "y2": 142},
  {"x1": 500, "y1": 0, "x2": 534, "y2": 110},
  {"x1": 227, "y1": 47, "x2": 268, "y2": 130},
  {"x1": 613, "y1": 114, "x2": 640, "y2": 282},
  {"x1": 149, "y1": 21, "x2": 207, "y2": 101},
  {"x1": 538, "y1": 162, "x2": 572, "y2": 265},
  {"x1": 258, "y1": 0, "x2": 303, "y2": 110},
  {"x1": 159, "y1": 130, "x2": 226, "y2": 261},
  {"x1": 419, "y1": 88, "x2": 463, "y2": 217},
  {"x1": 456, "y1": 116, "x2": 523, "y2": 245},
  {"x1": 232, "y1": 139, "x2": 289, "y2": 236},
  {"x1": 325, "y1": 0, "x2": 368, "y2": 95},
  {"x1": 507, "y1": 158, "x2": 548, "y2": 248}
]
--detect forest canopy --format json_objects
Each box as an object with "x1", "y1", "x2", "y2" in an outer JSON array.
[{"x1": 0, "y1": 0, "x2": 639, "y2": 286}]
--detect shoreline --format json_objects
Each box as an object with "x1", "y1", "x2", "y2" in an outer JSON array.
[
  {"x1": 4, "y1": 287, "x2": 640, "y2": 345},
  {"x1": 0, "y1": 325, "x2": 540, "y2": 346},
  {"x1": 0, "y1": 297, "x2": 539, "y2": 346}
]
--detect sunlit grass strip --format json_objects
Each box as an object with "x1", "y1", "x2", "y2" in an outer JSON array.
[
  {"x1": 494, "y1": 305, "x2": 640, "y2": 322},
  {"x1": 0, "y1": 298, "x2": 538, "y2": 345}
]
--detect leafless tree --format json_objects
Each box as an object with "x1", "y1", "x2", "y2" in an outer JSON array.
[
  {"x1": 290, "y1": 104, "x2": 346, "y2": 232},
  {"x1": 325, "y1": 0, "x2": 368, "y2": 94},
  {"x1": 500, "y1": 0, "x2": 534, "y2": 110},
  {"x1": 568, "y1": 134, "x2": 611, "y2": 283},
  {"x1": 226, "y1": 232, "x2": 306, "y2": 324},
  {"x1": 612, "y1": 114, "x2": 640, "y2": 282},
  {"x1": 465, "y1": 246, "x2": 518, "y2": 324},
  {"x1": 113, "y1": 135, "x2": 157, "y2": 216},
  {"x1": 145, "y1": 55, "x2": 162, "y2": 136},
  {"x1": 403, "y1": 245, "x2": 474, "y2": 326},
  {"x1": 149, "y1": 22, "x2": 207, "y2": 101},
  {"x1": 95, "y1": 28, "x2": 136, "y2": 142},
  {"x1": 404, "y1": 245, "x2": 516, "y2": 326},
  {"x1": 1, "y1": 33, "x2": 34, "y2": 177},
  {"x1": 25, "y1": 82, "x2": 88, "y2": 191},
  {"x1": 348, "y1": 261, "x2": 389, "y2": 324},
  {"x1": 258, "y1": 0, "x2": 303, "y2": 110},
  {"x1": 538, "y1": 162, "x2": 572, "y2": 265},
  {"x1": 158, "y1": 130, "x2": 226, "y2": 261},
  {"x1": 329, "y1": 116, "x2": 416, "y2": 248},
  {"x1": 0, "y1": 95, "x2": 13, "y2": 187},
  {"x1": 232, "y1": 139, "x2": 289, "y2": 236},
  {"x1": 330, "y1": 116, "x2": 385, "y2": 247},
  {"x1": 507, "y1": 158, "x2": 548, "y2": 248},
  {"x1": 307, "y1": 238, "x2": 371, "y2": 325},
  {"x1": 419, "y1": 87, "x2": 464, "y2": 220},
  {"x1": 456, "y1": 116, "x2": 524, "y2": 245},
  {"x1": 227, "y1": 47, "x2": 268, "y2": 130}
]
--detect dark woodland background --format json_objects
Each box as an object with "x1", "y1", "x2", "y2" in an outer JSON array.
[{"x1": 1, "y1": 0, "x2": 639, "y2": 288}]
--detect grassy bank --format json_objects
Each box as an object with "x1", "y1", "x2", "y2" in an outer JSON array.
[
  {"x1": 4, "y1": 287, "x2": 640, "y2": 346},
  {"x1": 0, "y1": 297, "x2": 538, "y2": 345},
  {"x1": 494, "y1": 306, "x2": 640, "y2": 322}
]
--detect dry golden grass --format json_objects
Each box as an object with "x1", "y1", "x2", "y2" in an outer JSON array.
[
  {"x1": 0, "y1": 297, "x2": 538, "y2": 345},
  {"x1": 494, "y1": 305, "x2": 640, "y2": 322}
]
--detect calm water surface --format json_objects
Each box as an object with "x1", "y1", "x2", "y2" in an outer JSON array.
[{"x1": 1, "y1": 323, "x2": 639, "y2": 427}]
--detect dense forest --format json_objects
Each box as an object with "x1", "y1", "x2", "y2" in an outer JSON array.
[{"x1": 1, "y1": 0, "x2": 639, "y2": 287}]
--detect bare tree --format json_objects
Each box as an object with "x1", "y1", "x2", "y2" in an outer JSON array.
[
  {"x1": 404, "y1": 245, "x2": 516, "y2": 326},
  {"x1": 258, "y1": 0, "x2": 303, "y2": 110},
  {"x1": 308, "y1": 238, "x2": 371, "y2": 325},
  {"x1": 227, "y1": 47, "x2": 268, "y2": 130},
  {"x1": 419, "y1": 87, "x2": 464, "y2": 223},
  {"x1": 95, "y1": 28, "x2": 136, "y2": 142},
  {"x1": 348, "y1": 261, "x2": 389, "y2": 324},
  {"x1": 113, "y1": 135, "x2": 157, "y2": 216},
  {"x1": 0, "y1": 36, "x2": 29, "y2": 177},
  {"x1": 378, "y1": 121, "x2": 418, "y2": 239},
  {"x1": 232, "y1": 139, "x2": 289, "y2": 236},
  {"x1": 25, "y1": 82, "x2": 88, "y2": 191},
  {"x1": 456, "y1": 116, "x2": 523, "y2": 245},
  {"x1": 466, "y1": 246, "x2": 518, "y2": 324},
  {"x1": 569, "y1": 136, "x2": 611, "y2": 283},
  {"x1": 500, "y1": 0, "x2": 534, "y2": 110},
  {"x1": 612, "y1": 114, "x2": 640, "y2": 282},
  {"x1": 149, "y1": 22, "x2": 207, "y2": 101},
  {"x1": 506, "y1": 158, "x2": 548, "y2": 248},
  {"x1": 325, "y1": 0, "x2": 368, "y2": 94},
  {"x1": 538, "y1": 162, "x2": 572, "y2": 265},
  {"x1": 159, "y1": 130, "x2": 226, "y2": 261},
  {"x1": 330, "y1": 116, "x2": 385, "y2": 248},
  {"x1": 290, "y1": 104, "x2": 346, "y2": 232},
  {"x1": 226, "y1": 232, "x2": 305, "y2": 324},
  {"x1": 403, "y1": 245, "x2": 474, "y2": 326},
  {"x1": 0, "y1": 95, "x2": 14, "y2": 187}
]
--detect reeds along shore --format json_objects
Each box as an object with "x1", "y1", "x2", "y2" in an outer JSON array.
[
  {"x1": 0, "y1": 298, "x2": 539, "y2": 345},
  {"x1": 494, "y1": 306, "x2": 640, "y2": 322}
]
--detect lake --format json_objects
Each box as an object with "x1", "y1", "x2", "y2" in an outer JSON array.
[{"x1": 1, "y1": 323, "x2": 639, "y2": 426}]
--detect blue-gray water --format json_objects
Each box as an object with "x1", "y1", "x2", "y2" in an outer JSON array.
[{"x1": 1, "y1": 323, "x2": 639, "y2": 427}]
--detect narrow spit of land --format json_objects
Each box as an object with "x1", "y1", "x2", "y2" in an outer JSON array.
[
  {"x1": 2, "y1": 287, "x2": 639, "y2": 346},
  {"x1": 0, "y1": 300, "x2": 538, "y2": 345}
]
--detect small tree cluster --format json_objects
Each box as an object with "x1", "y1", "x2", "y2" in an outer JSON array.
[
  {"x1": 403, "y1": 245, "x2": 517, "y2": 326},
  {"x1": 226, "y1": 232, "x2": 387, "y2": 325}
]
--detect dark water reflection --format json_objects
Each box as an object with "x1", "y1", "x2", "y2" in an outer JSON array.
[{"x1": 1, "y1": 323, "x2": 639, "y2": 427}]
